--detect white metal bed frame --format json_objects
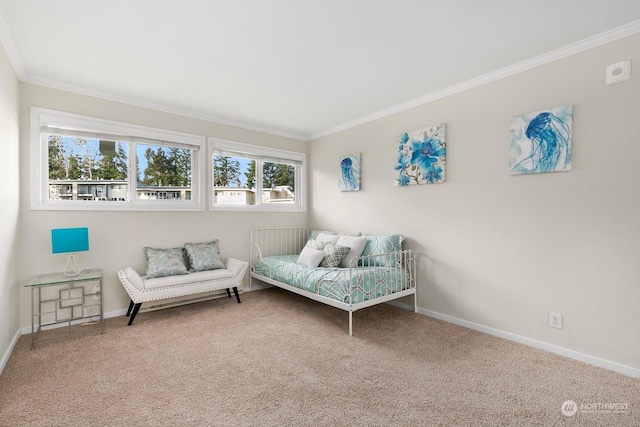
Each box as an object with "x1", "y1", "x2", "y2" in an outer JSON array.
[{"x1": 250, "y1": 227, "x2": 417, "y2": 336}]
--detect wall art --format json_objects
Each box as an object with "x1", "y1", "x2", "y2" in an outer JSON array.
[
  {"x1": 509, "y1": 105, "x2": 572, "y2": 175},
  {"x1": 394, "y1": 123, "x2": 446, "y2": 186},
  {"x1": 338, "y1": 153, "x2": 361, "y2": 191}
]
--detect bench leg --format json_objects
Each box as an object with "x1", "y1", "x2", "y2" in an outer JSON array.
[
  {"x1": 128, "y1": 303, "x2": 142, "y2": 325},
  {"x1": 232, "y1": 287, "x2": 241, "y2": 304},
  {"x1": 225, "y1": 288, "x2": 231, "y2": 298},
  {"x1": 126, "y1": 300, "x2": 135, "y2": 317}
]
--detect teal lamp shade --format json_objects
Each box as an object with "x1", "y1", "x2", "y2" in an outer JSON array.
[
  {"x1": 51, "y1": 228, "x2": 89, "y2": 254},
  {"x1": 51, "y1": 228, "x2": 89, "y2": 276}
]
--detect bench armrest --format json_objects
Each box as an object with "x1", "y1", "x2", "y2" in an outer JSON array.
[
  {"x1": 120, "y1": 266, "x2": 145, "y2": 291},
  {"x1": 225, "y1": 257, "x2": 249, "y2": 279}
]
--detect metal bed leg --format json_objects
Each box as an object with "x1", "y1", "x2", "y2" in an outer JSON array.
[{"x1": 349, "y1": 311, "x2": 353, "y2": 336}]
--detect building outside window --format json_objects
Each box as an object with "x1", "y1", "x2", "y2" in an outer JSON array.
[{"x1": 210, "y1": 137, "x2": 306, "y2": 212}]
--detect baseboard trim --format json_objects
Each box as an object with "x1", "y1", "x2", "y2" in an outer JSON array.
[
  {"x1": 389, "y1": 300, "x2": 639, "y2": 379},
  {"x1": 247, "y1": 282, "x2": 272, "y2": 292},
  {"x1": 16, "y1": 291, "x2": 241, "y2": 336},
  {"x1": 0, "y1": 328, "x2": 22, "y2": 376},
  {"x1": 18, "y1": 308, "x2": 127, "y2": 336}
]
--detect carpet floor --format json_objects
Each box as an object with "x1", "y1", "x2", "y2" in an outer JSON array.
[{"x1": 1, "y1": 288, "x2": 638, "y2": 426}]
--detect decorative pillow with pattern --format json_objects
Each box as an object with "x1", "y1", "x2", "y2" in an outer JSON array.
[
  {"x1": 184, "y1": 240, "x2": 225, "y2": 272},
  {"x1": 308, "y1": 229, "x2": 338, "y2": 242},
  {"x1": 144, "y1": 247, "x2": 189, "y2": 279},
  {"x1": 319, "y1": 243, "x2": 351, "y2": 268},
  {"x1": 359, "y1": 234, "x2": 404, "y2": 267}
]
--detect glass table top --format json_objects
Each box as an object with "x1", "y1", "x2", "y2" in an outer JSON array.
[{"x1": 26, "y1": 269, "x2": 102, "y2": 287}]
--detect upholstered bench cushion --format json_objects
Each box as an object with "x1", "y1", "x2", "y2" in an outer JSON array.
[
  {"x1": 119, "y1": 257, "x2": 248, "y2": 304},
  {"x1": 142, "y1": 268, "x2": 233, "y2": 290}
]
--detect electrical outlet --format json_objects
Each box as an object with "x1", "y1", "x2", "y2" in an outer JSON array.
[{"x1": 550, "y1": 312, "x2": 563, "y2": 329}]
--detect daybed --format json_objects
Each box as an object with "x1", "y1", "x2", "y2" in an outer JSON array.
[
  {"x1": 250, "y1": 227, "x2": 416, "y2": 335},
  {"x1": 118, "y1": 240, "x2": 248, "y2": 325}
]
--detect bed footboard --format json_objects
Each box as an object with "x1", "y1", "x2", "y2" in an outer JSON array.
[{"x1": 347, "y1": 249, "x2": 417, "y2": 303}]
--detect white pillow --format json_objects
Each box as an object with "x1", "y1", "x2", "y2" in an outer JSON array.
[
  {"x1": 315, "y1": 232, "x2": 340, "y2": 245},
  {"x1": 337, "y1": 235, "x2": 367, "y2": 268},
  {"x1": 305, "y1": 239, "x2": 325, "y2": 251},
  {"x1": 296, "y1": 246, "x2": 325, "y2": 268}
]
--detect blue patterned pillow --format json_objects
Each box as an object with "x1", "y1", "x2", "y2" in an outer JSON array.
[
  {"x1": 308, "y1": 229, "x2": 338, "y2": 242},
  {"x1": 184, "y1": 240, "x2": 225, "y2": 272},
  {"x1": 359, "y1": 234, "x2": 404, "y2": 267},
  {"x1": 319, "y1": 243, "x2": 351, "y2": 268},
  {"x1": 144, "y1": 247, "x2": 189, "y2": 279}
]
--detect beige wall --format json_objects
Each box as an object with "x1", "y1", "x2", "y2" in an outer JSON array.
[
  {"x1": 18, "y1": 83, "x2": 309, "y2": 327},
  {"x1": 310, "y1": 34, "x2": 640, "y2": 371},
  {"x1": 0, "y1": 42, "x2": 20, "y2": 367},
  {"x1": 4, "y1": 30, "x2": 639, "y2": 376}
]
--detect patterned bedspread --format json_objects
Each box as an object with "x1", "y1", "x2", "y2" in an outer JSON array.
[{"x1": 252, "y1": 255, "x2": 411, "y2": 304}]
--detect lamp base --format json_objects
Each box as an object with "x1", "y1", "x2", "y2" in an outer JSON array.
[{"x1": 63, "y1": 253, "x2": 82, "y2": 277}]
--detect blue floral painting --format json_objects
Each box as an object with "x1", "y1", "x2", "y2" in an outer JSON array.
[
  {"x1": 394, "y1": 123, "x2": 446, "y2": 186},
  {"x1": 509, "y1": 105, "x2": 572, "y2": 175},
  {"x1": 338, "y1": 153, "x2": 361, "y2": 191}
]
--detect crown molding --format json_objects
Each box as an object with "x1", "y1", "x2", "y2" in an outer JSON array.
[
  {"x1": 309, "y1": 19, "x2": 640, "y2": 141},
  {"x1": 20, "y1": 73, "x2": 310, "y2": 142},
  {"x1": 5, "y1": 13, "x2": 640, "y2": 143}
]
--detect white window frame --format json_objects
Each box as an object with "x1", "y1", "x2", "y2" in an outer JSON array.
[
  {"x1": 31, "y1": 107, "x2": 206, "y2": 211},
  {"x1": 209, "y1": 137, "x2": 306, "y2": 212}
]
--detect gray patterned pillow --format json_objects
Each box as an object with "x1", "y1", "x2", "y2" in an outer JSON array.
[
  {"x1": 319, "y1": 243, "x2": 350, "y2": 268},
  {"x1": 184, "y1": 240, "x2": 225, "y2": 272},
  {"x1": 144, "y1": 247, "x2": 189, "y2": 279}
]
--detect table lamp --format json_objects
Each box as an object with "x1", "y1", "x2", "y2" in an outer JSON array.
[{"x1": 51, "y1": 227, "x2": 89, "y2": 276}]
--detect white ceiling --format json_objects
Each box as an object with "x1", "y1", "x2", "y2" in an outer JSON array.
[{"x1": 1, "y1": 1, "x2": 640, "y2": 140}]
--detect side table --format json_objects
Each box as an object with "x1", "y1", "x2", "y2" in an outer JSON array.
[{"x1": 26, "y1": 269, "x2": 104, "y2": 349}]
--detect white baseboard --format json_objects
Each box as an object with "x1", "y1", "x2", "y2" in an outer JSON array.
[
  {"x1": 0, "y1": 329, "x2": 22, "y2": 376},
  {"x1": 389, "y1": 300, "x2": 640, "y2": 379},
  {"x1": 247, "y1": 282, "x2": 272, "y2": 292},
  {"x1": 18, "y1": 308, "x2": 127, "y2": 336},
  {"x1": 16, "y1": 290, "x2": 241, "y2": 336}
]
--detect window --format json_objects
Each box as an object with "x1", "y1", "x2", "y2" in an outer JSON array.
[
  {"x1": 210, "y1": 138, "x2": 306, "y2": 212},
  {"x1": 31, "y1": 107, "x2": 205, "y2": 211}
]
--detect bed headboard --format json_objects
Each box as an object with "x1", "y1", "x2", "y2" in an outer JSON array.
[{"x1": 250, "y1": 227, "x2": 309, "y2": 262}]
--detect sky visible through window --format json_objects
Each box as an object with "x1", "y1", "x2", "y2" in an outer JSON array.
[
  {"x1": 57, "y1": 137, "x2": 253, "y2": 186},
  {"x1": 55, "y1": 137, "x2": 193, "y2": 182},
  {"x1": 228, "y1": 157, "x2": 250, "y2": 187}
]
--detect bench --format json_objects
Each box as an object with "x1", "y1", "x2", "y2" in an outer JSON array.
[{"x1": 117, "y1": 257, "x2": 248, "y2": 325}]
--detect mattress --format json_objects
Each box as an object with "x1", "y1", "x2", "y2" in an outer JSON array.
[{"x1": 252, "y1": 255, "x2": 411, "y2": 304}]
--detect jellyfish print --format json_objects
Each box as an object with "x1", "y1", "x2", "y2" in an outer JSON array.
[
  {"x1": 338, "y1": 154, "x2": 361, "y2": 191},
  {"x1": 509, "y1": 105, "x2": 572, "y2": 175}
]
